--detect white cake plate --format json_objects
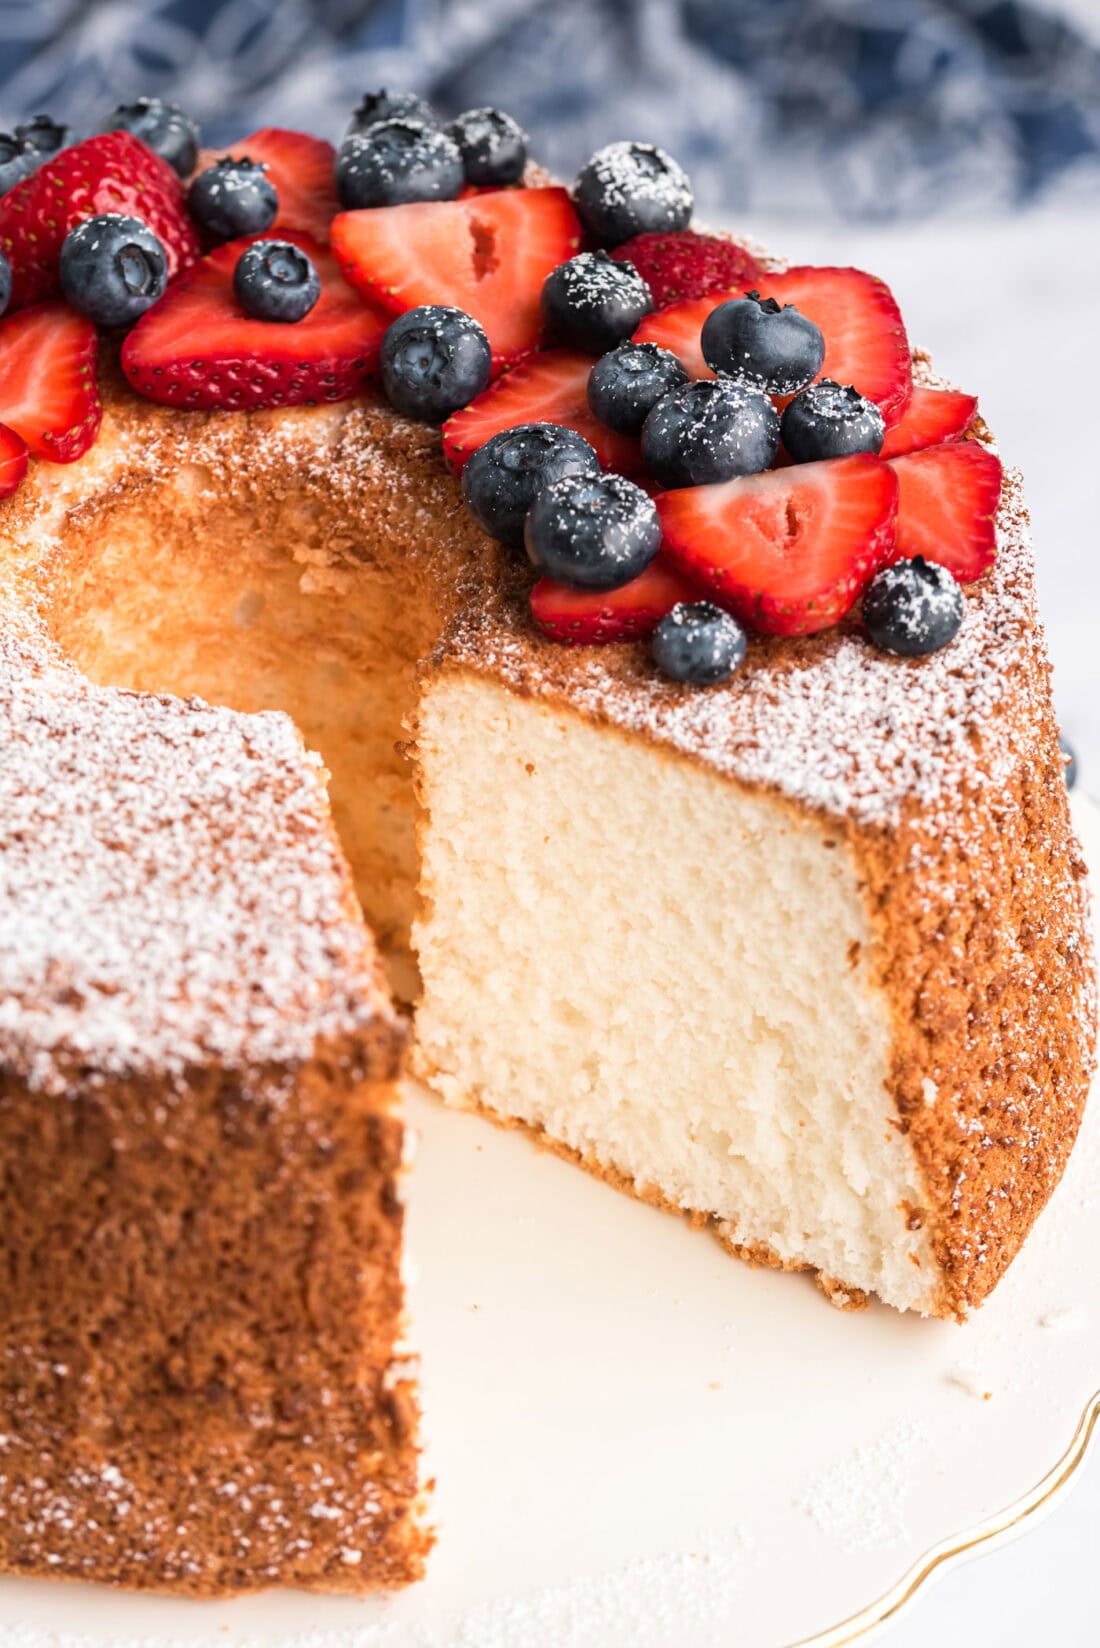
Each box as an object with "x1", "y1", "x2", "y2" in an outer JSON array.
[{"x1": 2, "y1": 799, "x2": 1097, "y2": 1648}]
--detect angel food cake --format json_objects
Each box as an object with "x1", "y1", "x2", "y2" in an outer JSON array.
[{"x1": 0, "y1": 93, "x2": 1094, "y2": 1596}]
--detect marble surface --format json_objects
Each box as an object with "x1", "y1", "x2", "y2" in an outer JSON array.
[{"x1": 748, "y1": 205, "x2": 1097, "y2": 1648}]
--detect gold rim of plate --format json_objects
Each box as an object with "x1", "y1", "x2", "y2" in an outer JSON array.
[{"x1": 792, "y1": 1387, "x2": 1100, "y2": 1647}]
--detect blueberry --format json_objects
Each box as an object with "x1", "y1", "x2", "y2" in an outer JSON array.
[
  {"x1": 1060, "y1": 737, "x2": 1077, "y2": 791},
  {"x1": 526, "y1": 472, "x2": 661, "y2": 590},
  {"x1": 862, "y1": 557, "x2": 965, "y2": 657},
  {"x1": 233, "y1": 239, "x2": 321, "y2": 323},
  {"x1": 642, "y1": 377, "x2": 780, "y2": 488},
  {"x1": 587, "y1": 340, "x2": 689, "y2": 436},
  {"x1": 781, "y1": 379, "x2": 885, "y2": 462},
  {"x1": 462, "y1": 423, "x2": 600, "y2": 548},
  {"x1": 574, "y1": 141, "x2": 693, "y2": 248},
  {"x1": 701, "y1": 291, "x2": 825, "y2": 396},
  {"x1": 15, "y1": 115, "x2": 70, "y2": 162},
  {"x1": 101, "y1": 97, "x2": 199, "y2": 177},
  {"x1": 541, "y1": 251, "x2": 654, "y2": 356},
  {"x1": 0, "y1": 250, "x2": 10, "y2": 318},
  {"x1": 346, "y1": 90, "x2": 438, "y2": 140},
  {"x1": 445, "y1": 107, "x2": 528, "y2": 187},
  {"x1": 0, "y1": 133, "x2": 34, "y2": 196},
  {"x1": 652, "y1": 601, "x2": 747, "y2": 685},
  {"x1": 380, "y1": 305, "x2": 492, "y2": 422},
  {"x1": 59, "y1": 214, "x2": 167, "y2": 327},
  {"x1": 335, "y1": 119, "x2": 463, "y2": 209},
  {"x1": 188, "y1": 157, "x2": 278, "y2": 241}
]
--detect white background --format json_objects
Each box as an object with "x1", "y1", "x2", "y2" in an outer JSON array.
[{"x1": 749, "y1": 206, "x2": 1098, "y2": 1648}]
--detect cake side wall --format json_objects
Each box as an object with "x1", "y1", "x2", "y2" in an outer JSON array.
[{"x1": 0, "y1": 1047, "x2": 429, "y2": 1595}]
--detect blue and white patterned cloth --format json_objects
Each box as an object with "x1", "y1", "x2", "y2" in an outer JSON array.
[{"x1": 0, "y1": 0, "x2": 1098, "y2": 219}]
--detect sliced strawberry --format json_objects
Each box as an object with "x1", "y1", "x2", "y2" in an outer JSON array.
[
  {"x1": 207, "y1": 129, "x2": 339, "y2": 245},
  {"x1": 442, "y1": 349, "x2": 643, "y2": 477},
  {"x1": 657, "y1": 453, "x2": 898, "y2": 637},
  {"x1": 888, "y1": 443, "x2": 1002, "y2": 582},
  {"x1": 611, "y1": 230, "x2": 763, "y2": 308},
  {"x1": 531, "y1": 553, "x2": 703, "y2": 644},
  {"x1": 0, "y1": 303, "x2": 101, "y2": 462},
  {"x1": 0, "y1": 133, "x2": 200, "y2": 310},
  {"x1": 331, "y1": 186, "x2": 581, "y2": 370},
  {"x1": 634, "y1": 265, "x2": 912, "y2": 425},
  {"x1": 122, "y1": 230, "x2": 390, "y2": 412},
  {"x1": 879, "y1": 384, "x2": 978, "y2": 458},
  {"x1": 0, "y1": 423, "x2": 29, "y2": 495}
]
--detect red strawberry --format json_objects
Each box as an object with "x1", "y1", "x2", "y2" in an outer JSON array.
[
  {"x1": 888, "y1": 443, "x2": 1002, "y2": 582},
  {"x1": 530, "y1": 553, "x2": 703, "y2": 644},
  {"x1": 611, "y1": 230, "x2": 763, "y2": 308},
  {"x1": 0, "y1": 424, "x2": 29, "y2": 496},
  {"x1": 442, "y1": 349, "x2": 643, "y2": 477},
  {"x1": 0, "y1": 303, "x2": 101, "y2": 462},
  {"x1": 635, "y1": 265, "x2": 912, "y2": 425},
  {"x1": 879, "y1": 384, "x2": 978, "y2": 458},
  {"x1": 206, "y1": 129, "x2": 339, "y2": 245},
  {"x1": 331, "y1": 186, "x2": 581, "y2": 370},
  {"x1": 121, "y1": 230, "x2": 390, "y2": 412},
  {"x1": 0, "y1": 133, "x2": 200, "y2": 310},
  {"x1": 657, "y1": 453, "x2": 898, "y2": 637}
]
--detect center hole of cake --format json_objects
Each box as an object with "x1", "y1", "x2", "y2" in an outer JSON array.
[{"x1": 468, "y1": 217, "x2": 499, "y2": 281}]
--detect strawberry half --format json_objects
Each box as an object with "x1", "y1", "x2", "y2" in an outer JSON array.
[
  {"x1": 0, "y1": 302, "x2": 101, "y2": 462},
  {"x1": 122, "y1": 230, "x2": 390, "y2": 411},
  {"x1": 0, "y1": 424, "x2": 29, "y2": 496},
  {"x1": 442, "y1": 350, "x2": 643, "y2": 477},
  {"x1": 635, "y1": 265, "x2": 912, "y2": 425},
  {"x1": 206, "y1": 129, "x2": 339, "y2": 245},
  {"x1": 610, "y1": 230, "x2": 763, "y2": 308},
  {"x1": 657, "y1": 453, "x2": 898, "y2": 636},
  {"x1": 888, "y1": 443, "x2": 1002, "y2": 582},
  {"x1": 331, "y1": 186, "x2": 581, "y2": 370},
  {"x1": 0, "y1": 132, "x2": 200, "y2": 310},
  {"x1": 531, "y1": 553, "x2": 703, "y2": 644},
  {"x1": 879, "y1": 384, "x2": 978, "y2": 458}
]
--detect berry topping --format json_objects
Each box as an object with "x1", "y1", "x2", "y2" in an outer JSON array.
[
  {"x1": 862, "y1": 556, "x2": 965, "y2": 657},
  {"x1": 0, "y1": 251, "x2": 10, "y2": 318},
  {"x1": 0, "y1": 301, "x2": 101, "y2": 462},
  {"x1": 380, "y1": 304, "x2": 491, "y2": 422},
  {"x1": 888, "y1": 442, "x2": 1002, "y2": 583},
  {"x1": 15, "y1": 115, "x2": 70, "y2": 161},
  {"x1": 701, "y1": 291, "x2": 825, "y2": 395},
  {"x1": 0, "y1": 422, "x2": 28, "y2": 496},
  {"x1": 610, "y1": 230, "x2": 763, "y2": 307},
  {"x1": 656, "y1": 452, "x2": 898, "y2": 637},
  {"x1": 443, "y1": 348, "x2": 643, "y2": 478},
  {"x1": 331, "y1": 185, "x2": 581, "y2": 370},
  {"x1": 122, "y1": 229, "x2": 389, "y2": 411},
  {"x1": 462, "y1": 423, "x2": 599, "y2": 547},
  {"x1": 541, "y1": 250, "x2": 653, "y2": 355},
  {"x1": 445, "y1": 108, "x2": 528, "y2": 188},
  {"x1": 781, "y1": 379, "x2": 885, "y2": 462},
  {"x1": 587, "y1": 339, "x2": 688, "y2": 436},
  {"x1": 652, "y1": 600, "x2": 747, "y2": 684},
  {"x1": 635, "y1": 265, "x2": 911, "y2": 424},
  {"x1": 0, "y1": 132, "x2": 200, "y2": 311},
  {"x1": 526, "y1": 471, "x2": 661, "y2": 590},
  {"x1": 0, "y1": 133, "x2": 34, "y2": 196},
  {"x1": 188, "y1": 157, "x2": 278, "y2": 241},
  {"x1": 530, "y1": 552, "x2": 701, "y2": 644},
  {"x1": 101, "y1": 97, "x2": 199, "y2": 177},
  {"x1": 641, "y1": 377, "x2": 779, "y2": 488},
  {"x1": 59, "y1": 213, "x2": 167, "y2": 328},
  {"x1": 233, "y1": 238, "x2": 321, "y2": 323},
  {"x1": 207, "y1": 130, "x2": 340, "y2": 245},
  {"x1": 335, "y1": 119, "x2": 464, "y2": 209},
  {"x1": 347, "y1": 91, "x2": 438, "y2": 139},
  {"x1": 879, "y1": 384, "x2": 979, "y2": 458},
  {"x1": 573, "y1": 141, "x2": 693, "y2": 248}
]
